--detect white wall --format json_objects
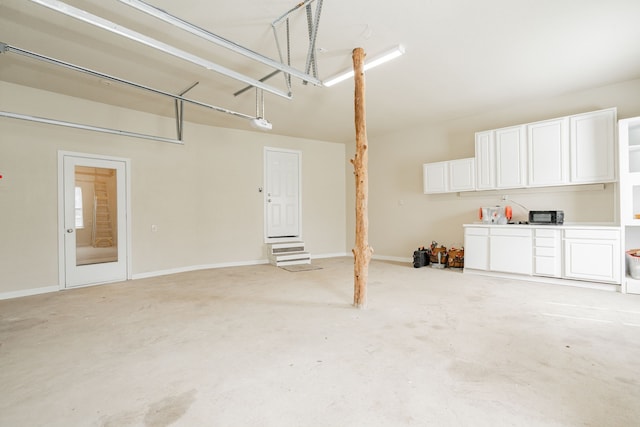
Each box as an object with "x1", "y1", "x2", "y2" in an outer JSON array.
[
  {"x1": 4, "y1": 76, "x2": 640, "y2": 294},
  {"x1": 347, "y1": 78, "x2": 640, "y2": 260},
  {"x1": 0, "y1": 82, "x2": 347, "y2": 295}
]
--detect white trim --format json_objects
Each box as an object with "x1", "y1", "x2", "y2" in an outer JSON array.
[
  {"x1": 373, "y1": 254, "x2": 412, "y2": 263},
  {"x1": 0, "y1": 286, "x2": 59, "y2": 301},
  {"x1": 312, "y1": 252, "x2": 350, "y2": 259},
  {"x1": 57, "y1": 151, "x2": 133, "y2": 289},
  {"x1": 57, "y1": 153, "x2": 65, "y2": 289},
  {"x1": 264, "y1": 147, "x2": 302, "y2": 243}
]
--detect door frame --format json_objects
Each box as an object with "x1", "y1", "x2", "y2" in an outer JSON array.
[
  {"x1": 57, "y1": 151, "x2": 132, "y2": 289},
  {"x1": 263, "y1": 147, "x2": 302, "y2": 243}
]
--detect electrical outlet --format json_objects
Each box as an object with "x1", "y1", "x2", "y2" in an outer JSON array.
[{"x1": 151, "y1": 224, "x2": 158, "y2": 232}]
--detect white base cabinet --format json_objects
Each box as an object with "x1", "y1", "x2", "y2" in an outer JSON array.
[
  {"x1": 489, "y1": 227, "x2": 532, "y2": 275},
  {"x1": 464, "y1": 225, "x2": 621, "y2": 288},
  {"x1": 563, "y1": 230, "x2": 620, "y2": 284},
  {"x1": 464, "y1": 227, "x2": 489, "y2": 270},
  {"x1": 533, "y1": 228, "x2": 562, "y2": 277}
]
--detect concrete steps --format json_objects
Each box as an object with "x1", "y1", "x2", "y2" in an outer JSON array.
[{"x1": 268, "y1": 241, "x2": 310, "y2": 267}]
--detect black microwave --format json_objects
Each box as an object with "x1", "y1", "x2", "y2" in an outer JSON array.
[{"x1": 529, "y1": 210, "x2": 564, "y2": 225}]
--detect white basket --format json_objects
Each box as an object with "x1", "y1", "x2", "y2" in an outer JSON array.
[{"x1": 626, "y1": 250, "x2": 640, "y2": 279}]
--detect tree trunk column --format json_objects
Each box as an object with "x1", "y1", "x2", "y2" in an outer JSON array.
[{"x1": 351, "y1": 47, "x2": 373, "y2": 309}]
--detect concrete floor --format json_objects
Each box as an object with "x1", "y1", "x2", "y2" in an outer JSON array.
[{"x1": 1, "y1": 257, "x2": 639, "y2": 427}]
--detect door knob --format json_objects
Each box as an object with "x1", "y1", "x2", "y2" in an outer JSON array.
[{"x1": 66, "y1": 229, "x2": 74, "y2": 233}]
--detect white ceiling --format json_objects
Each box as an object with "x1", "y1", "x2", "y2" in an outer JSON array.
[{"x1": 2, "y1": 0, "x2": 640, "y2": 143}]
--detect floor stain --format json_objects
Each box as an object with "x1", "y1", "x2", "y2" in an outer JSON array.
[
  {"x1": 101, "y1": 409, "x2": 142, "y2": 427},
  {"x1": 0, "y1": 317, "x2": 48, "y2": 333},
  {"x1": 143, "y1": 389, "x2": 196, "y2": 427},
  {"x1": 615, "y1": 376, "x2": 638, "y2": 386}
]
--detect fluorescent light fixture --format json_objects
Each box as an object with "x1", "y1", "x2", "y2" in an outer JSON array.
[{"x1": 323, "y1": 44, "x2": 405, "y2": 87}]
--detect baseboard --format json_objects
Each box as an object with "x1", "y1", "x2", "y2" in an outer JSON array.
[
  {"x1": 372, "y1": 254, "x2": 412, "y2": 263},
  {"x1": 132, "y1": 259, "x2": 270, "y2": 280},
  {"x1": 0, "y1": 285, "x2": 59, "y2": 301},
  {"x1": 311, "y1": 252, "x2": 349, "y2": 259},
  {"x1": 314, "y1": 253, "x2": 412, "y2": 263},
  {"x1": 135, "y1": 254, "x2": 350, "y2": 278}
]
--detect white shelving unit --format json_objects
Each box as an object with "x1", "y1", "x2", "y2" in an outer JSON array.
[{"x1": 618, "y1": 116, "x2": 640, "y2": 294}]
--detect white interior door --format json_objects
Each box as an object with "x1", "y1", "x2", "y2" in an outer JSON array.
[
  {"x1": 265, "y1": 148, "x2": 301, "y2": 239},
  {"x1": 60, "y1": 153, "x2": 129, "y2": 288}
]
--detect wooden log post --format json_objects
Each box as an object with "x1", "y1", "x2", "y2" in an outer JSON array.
[{"x1": 351, "y1": 47, "x2": 373, "y2": 309}]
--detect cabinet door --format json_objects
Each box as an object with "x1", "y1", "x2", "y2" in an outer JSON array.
[
  {"x1": 495, "y1": 125, "x2": 527, "y2": 188},
  {"x1": 489, "y1": 228, "x2": 532, "y2": 275},
  {"x1": 475, "y1": 131, "x2": 495, "y2": 190},
  {"x1": 570, "y1": 109, "x2": 616, "y2": 183},
  {"x1": 528, "y1": 118, "x2": 569, "y2": 187},
  {"x1": 464, "y1": 228, "x2": 489, "y2": 270},
  {"x1": 563, "y1": 229, "x2": 620, "y2": 283},
  {"x1": 449, "y1": 158, "x2": 475, "y2": 192},
  {"x1": 423, "y1": 162, "x2": 448, "y2": 193}
]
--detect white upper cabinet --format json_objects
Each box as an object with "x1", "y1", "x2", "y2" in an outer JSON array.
[
  {"x1": 427, "y1": 108, "x2": 615, "y2": 195},
  {"x1": 423, "y1": 158, "x2": 475, "y2": 194},
  {"x1": 475, "y1": 131, "x2": 495, "y2": 190},
  {"x1": 448, "y1": 158, "x2": 475, "y2": 192},
  {"x1": 423, "y1": 161, "x2": 448, "y2": 193},
  {"x1": 569, "y1": 108, "x2": 616, "y2": 184},
  {"x1": 473, "y1": 108, "x2": 616, "y2": 192},
  {"x1": 495, "y1": 125, "x2": 527, "y2": 189},
  {"x1": 475, "y1": 125, "x2": 527, "y2": 190},
  {"x1": 527, "y1": 117, "x2": 570, "y2": 187}
]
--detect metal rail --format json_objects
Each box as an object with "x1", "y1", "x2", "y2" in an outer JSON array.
[
  {"x1": 118, "y1": 0, "x2": 322, "y2": 88},
  {"x1": 0, "y1": 111, "x2": 183, "y2": 144},
  {"x1": 0, "y1": 43, "x2": 260, "y2": 144},
  {"x1": 28, "y1": 0, "x2": 293, "y2": 99},
  {"x1": 2, "y1": 43, "x2": 255, "y2": 121}
]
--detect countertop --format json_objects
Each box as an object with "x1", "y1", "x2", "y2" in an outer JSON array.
[{"x1": 463, "y1": 222, "x2": 620, "y2": 229}]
